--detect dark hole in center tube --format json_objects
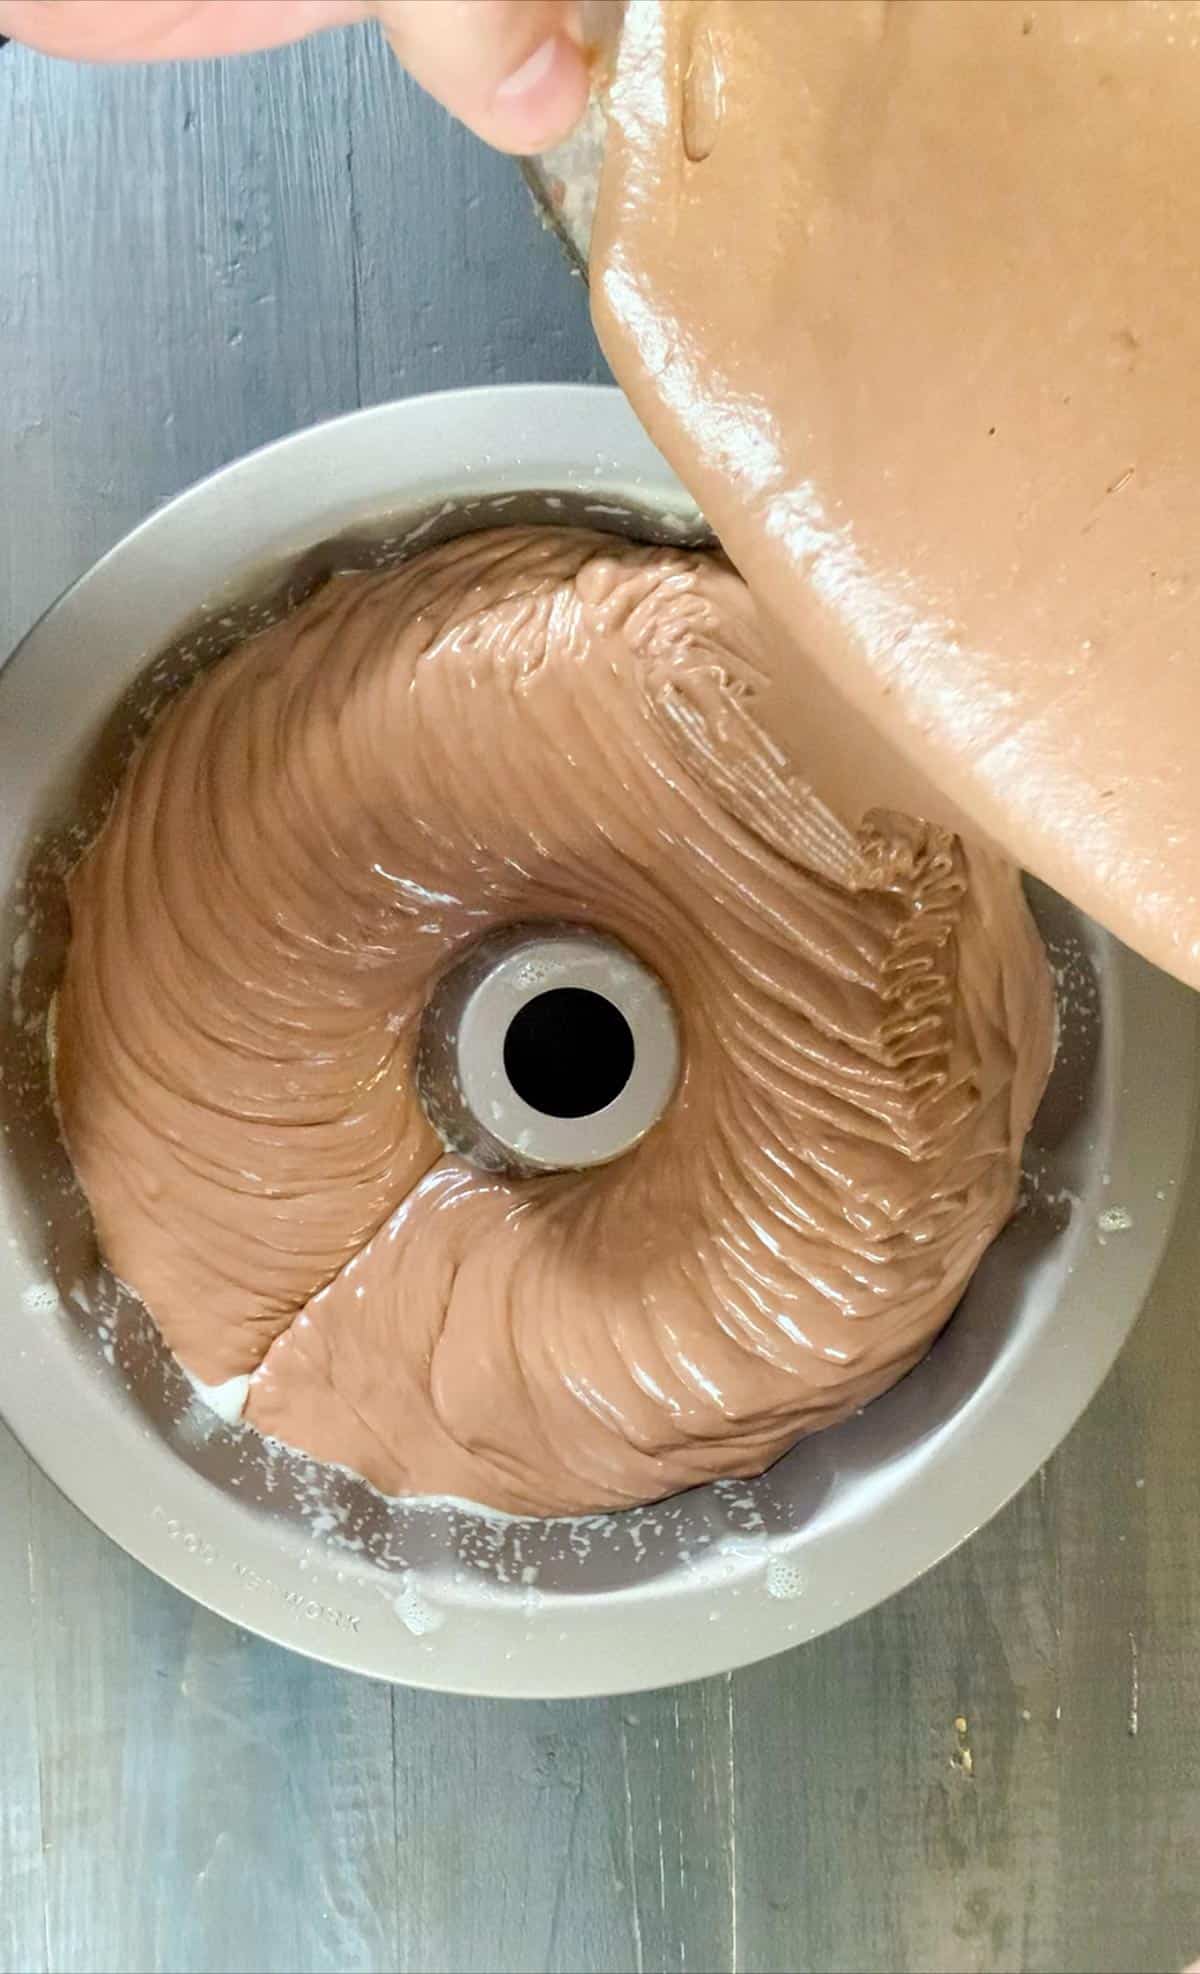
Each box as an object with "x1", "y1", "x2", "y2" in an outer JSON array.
[{"x1": 503, "y1": 988, "x2": 635, "y2": 1119}]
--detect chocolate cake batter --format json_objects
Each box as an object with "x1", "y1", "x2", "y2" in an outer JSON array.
[
  {"x1": 57, "y1": 529, "x2": 1052, "y2": 1515},
  {"x1": 592, "y1": 0, "x2": 1200, "y2": 987}
]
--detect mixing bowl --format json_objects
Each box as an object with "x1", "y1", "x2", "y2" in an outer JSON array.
[{"x1": 1, "y1": 384, "x2": 1195, "y2": 1697}]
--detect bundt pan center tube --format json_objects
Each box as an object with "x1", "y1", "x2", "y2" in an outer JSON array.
[{"x1": 0, "y1": 387, "x2": 1195, "y2": 1695}]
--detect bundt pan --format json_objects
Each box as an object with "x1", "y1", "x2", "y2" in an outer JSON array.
[{"x1": 0, "y1": 386, "x2": 1195, "y2": 1697}]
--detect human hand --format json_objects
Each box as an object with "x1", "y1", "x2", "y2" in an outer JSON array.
[{"x1": 0, "y1": 1, "x2": 591, "y2": 152}]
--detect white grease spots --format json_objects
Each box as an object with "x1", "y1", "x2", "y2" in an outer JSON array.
[
  {"x1": 765, "y1": 1556, "x2": 806, "y2": 1600},
  {"x1": 306, "y1": 1501, "x2": 351, "y2": 1541},
  {"x1": 400, "y1": 500, "x2": 457, "y2": 548},
  {"x1": 183, "y1": 1365, "x2": 250, "y2": 1425},
  {"x1": 20, "y1": 1280, "x2": 59, "y2": 1317},
  {"x1": 392, "y1": 1572, "x2": 445, "y2": 1636},
  {"x1": 1098, "y1": 1204, "x2": 1133, "y2": 1234}
]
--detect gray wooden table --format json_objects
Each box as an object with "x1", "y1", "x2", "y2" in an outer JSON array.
[{"x1": 1, "y1": 29, "x2": 1198, "y2": 1974}]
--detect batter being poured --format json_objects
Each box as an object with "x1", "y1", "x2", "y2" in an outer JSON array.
[
  {"x1": 591, "y1": 0, "x2": 1200, "y2": 987},
  {"x1": 57, "y1": 528, "x2": 1053, "y2": 1516}
]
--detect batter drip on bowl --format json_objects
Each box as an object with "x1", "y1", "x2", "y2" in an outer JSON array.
[{"x1": 56, "y1": 528, "x2": 1053, "y2": 1516}]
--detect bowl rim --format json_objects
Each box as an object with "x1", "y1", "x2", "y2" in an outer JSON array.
[{"x1": 1, "y1": 383, "x2": 1195, "y2": 1696}]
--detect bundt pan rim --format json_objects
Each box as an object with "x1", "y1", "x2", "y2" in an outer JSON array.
[{"x1": 0, "y1": 384, "x2": 1195, "y2": 1697}]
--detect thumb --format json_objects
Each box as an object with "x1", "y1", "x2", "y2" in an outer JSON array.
[{"x1": 373, "y1": 0, "x2": 590, "y2": 154}]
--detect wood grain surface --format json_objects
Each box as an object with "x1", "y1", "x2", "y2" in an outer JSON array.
[{"x1": 0, "y1": 27, "x2": 1197, "y2": 1974}]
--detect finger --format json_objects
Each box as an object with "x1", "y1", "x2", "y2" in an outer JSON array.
[
  {"x1": 374, "y1": 0, "x2": 590, "y2": 154},
  {"x1": 0, "y1": 2, "x2": 368, "y2": 61},
  {"x1": 0, "y1": 0, "x2": 594, "y2": 152}
]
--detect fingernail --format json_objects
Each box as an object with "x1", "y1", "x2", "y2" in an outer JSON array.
[{"x1": 495, "y1": 34, "x2": 559, "y2": 100}]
